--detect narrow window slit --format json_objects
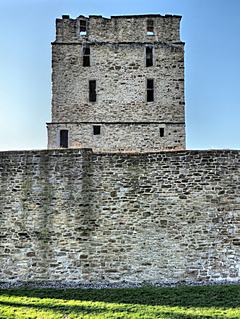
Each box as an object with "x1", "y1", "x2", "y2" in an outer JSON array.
[
  {"x1": 89, "y1": 80, "x2": 96, "y2": 102},
  {"x1": 146, "y1": 47, "x2": 153, "y2": 67},
  {"x1": 60, "y1": 130, "x2": 68, "y2": 148},
  {"x1": 147, "y1": 19, "x2": 155, "y2": 35},
  {"x1": 83, "y1": 46, "x2": 90, "y2": 67},
  {"x1": 160, "y1": 128, "x2": 164, "y2": 137},
  {"x1": 80, "y1": 20, "x2": 87, "y2": 36},
  {"x1": 93, "y1": 125, "x2": 101, "y2": 135},
  {"x1": 147, "y1": 79, "x2": 154, "y2": 102}
]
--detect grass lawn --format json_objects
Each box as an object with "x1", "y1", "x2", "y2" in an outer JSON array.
[{"x1": 0, "y1": 284, "x2": 240, "y2": 318}]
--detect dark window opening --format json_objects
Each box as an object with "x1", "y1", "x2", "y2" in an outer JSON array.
[
  {"x1": 89, "y1": 80, "x2": 96, "y2": 102},
  {"x1": 60, "y1": 130, "x2": 68, "y2": 148},
  {"x1": 146, "y1": 47, "x2": 153, "y2": 67},
  {"x1": 147, "y1": 79, "x2": 154, "y2": 102},
  {"x1": 93, "y1": 125, "x2": 101, "y2": 135},
  {"x1": 80, "y1": 20, "x2": 87, "y2": 36},
  {"x1": 147, "y1": 19, "x2": 155, "y2": 35},
  {"x1": 83, "y1": 46, "x2": 90, "y2": 67},
  {"x1": 160, "y1": 128, "x2": 164, "y2": 137}
]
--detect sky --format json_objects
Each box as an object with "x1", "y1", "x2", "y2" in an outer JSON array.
[{"x1": 0, "y1": 0, "x2": 239, "y2": 151}]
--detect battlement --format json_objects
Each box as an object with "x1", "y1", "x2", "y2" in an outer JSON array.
[{"x1": 55, "y1": 14, "x2": 182, "y2": 43}]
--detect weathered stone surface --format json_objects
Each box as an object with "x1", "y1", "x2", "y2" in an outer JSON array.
[
  {"x1": 0, "y1": 149, "x2": 240, "y2": 284},
  {"x1": 48, "y1": 123, "x2": 185, "y2": 151},
  {"x1": 47, "y1": 14, "x2": 185, "y2": 151}
]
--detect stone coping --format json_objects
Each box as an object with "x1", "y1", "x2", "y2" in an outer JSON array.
[{"x1": 0, "y1": 148, "x2": 240, "y2": 156}]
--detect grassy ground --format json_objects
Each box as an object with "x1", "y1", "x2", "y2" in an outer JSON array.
[{"x1": 0, "y1": 284, "x2": 240, "y2": 318}]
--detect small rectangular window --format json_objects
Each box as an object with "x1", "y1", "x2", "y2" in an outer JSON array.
[
  {"x1": 147, "y1": 19, "x2": 155, "y2": 35},
  {"x1": 160, "y1": 128, "x2": 164, "y2": 137},
  {"x1": 147, "y1": 79, "x2": 154, "y2": 102},
  {"x1": 93, "y1": 125, "x2": 101, "y2": 135},
  {"x1": 89, "y1": 80, "x2": 96, "y2": 102},
  {"x1": 80, "y1": 20, "x2": 87, "y2": 36},
  {"x1": 146, "y1": 47, "x2": 153, "y2": 67},
  {"x1": 60, "y1": 130, "x2": 68, "y2": 148},
  {"x1": 83, "y1": 46, "x2": 90, "y2": 67}
]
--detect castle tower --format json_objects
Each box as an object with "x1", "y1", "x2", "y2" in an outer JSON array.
[{"x1": 47, "y1": 14, "x2": 186, "y2": 151}]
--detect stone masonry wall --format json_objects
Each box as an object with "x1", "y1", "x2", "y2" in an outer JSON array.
[
  {"x1": 48, "y1": 14, "x2": 185, "y2": 151},
  {"x1": 47, "y1": 123, "x2": 185, "y2": 151},
  {"x1": 56, "y1": 15, "x2": 181, "y2": 43},
  {"x1": 51, "y1": 42, "x2": 184, "y2": 123},
  {"x1": 0, "y1": 149, "x2": 240, "y2": 284}
]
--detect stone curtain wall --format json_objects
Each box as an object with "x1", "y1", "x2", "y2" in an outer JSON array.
[{"x1": 0, "y1": 149, "x2": 240, "y2": 284}]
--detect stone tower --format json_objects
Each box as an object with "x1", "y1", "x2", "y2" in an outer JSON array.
[{"x1": 47, "y1": 14, "x2": 185, "y2": 151}]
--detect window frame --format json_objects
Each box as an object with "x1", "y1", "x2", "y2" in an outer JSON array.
[
  {"x1": 145, "y1": 46, "x2": 153, "y2": 67},
  {"x1": 93, "y1": 125, "x2": 101, "y2": 135},
  {"x1": 83, "y1": 46, "x2": 90, "y2": 67},
  {"x1": 59, "y1": 129, "x2": 69, "y2": 148},
  {"x1": 146, "y1": 19, "x2": 155, "y2": 36},
  {"x1": 79, "y1": 19, "x2": 87, "y2": 36},
  {"x1": 89, "y1": 79, "x2": 97, "y2": 102},
  {"x1": 159, "y1": 127, "x2": 165, "y2": 137},
  {"x1": 146, "y1": 78, "x2": 154, "y2": 102}
]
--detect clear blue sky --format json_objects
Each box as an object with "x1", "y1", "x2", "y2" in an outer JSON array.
[{"x1": 0, "y1": 0, "x2": 240, "y2": 151}]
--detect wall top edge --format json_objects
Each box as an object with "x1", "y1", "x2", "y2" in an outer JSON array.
[
  {"x1": 51, "y1": 41, "x2": 185, "y2": 46},
  {"x1": 59, "y1": 14, "x2": 182, "y2": 21},
  {"x1": 0, "y1": 149, "x2": 240, "y2": 157}
]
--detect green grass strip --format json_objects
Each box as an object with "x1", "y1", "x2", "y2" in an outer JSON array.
[{"x1": 0, "y1": 284, "x2": 239, "y2": 318}]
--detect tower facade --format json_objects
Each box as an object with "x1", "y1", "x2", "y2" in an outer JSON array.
[{"x1": 47, "y1": 14, "x2": 186, "y2": 151}]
